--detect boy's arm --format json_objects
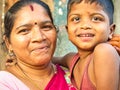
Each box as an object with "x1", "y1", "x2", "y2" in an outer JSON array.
[
  {"x1": 52, "y1": 52, "x2": 76, "y2": 69},
  {"x1": 93, "y1": 43, "x2": 119, "y2": 90}
]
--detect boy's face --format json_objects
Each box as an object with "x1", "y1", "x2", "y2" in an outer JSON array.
[{"x1": 66, "y1": 1, "x2": 115, "y2": 51}]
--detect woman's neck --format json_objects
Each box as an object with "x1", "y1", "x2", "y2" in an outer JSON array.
[
  {"x1": 16, "y1": 61, "x2": 56, "y2": 80},
  {"x1": 6, "y1": 60, "x2": 57, "y2": 90}
]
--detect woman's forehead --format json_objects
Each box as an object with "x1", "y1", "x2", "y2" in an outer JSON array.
[
  {"x1": 29, "y1": 4, "x2": 34, "y2": 11},
  {"x1": 17, "y1": 3, "x2": 47, "y2": 14},
  {"x1": 13, "y1": 4, "x2": 51, "y2": 28},
  {"x1": 15, "y1": 4, "x2": 48, "y2": 19}
]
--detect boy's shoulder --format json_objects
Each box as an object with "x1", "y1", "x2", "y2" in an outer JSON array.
[
  {"x1": 93, "y1": 43, "x2": 120, "y2": 63},
  {"x1": 94, "y1": 43, "x2": 116, "y2": 53}
]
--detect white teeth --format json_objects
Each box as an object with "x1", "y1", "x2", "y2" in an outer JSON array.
[{"x1": 78, "y1": 34, "x2": 94, "y2": 37}]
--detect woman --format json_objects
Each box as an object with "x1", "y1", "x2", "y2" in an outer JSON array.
[{"x1": 0, "y1": 0, "x2": 75, "y2": 90}]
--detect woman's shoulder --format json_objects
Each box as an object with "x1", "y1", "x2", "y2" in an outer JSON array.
[
  {"x1": 0, "y1": 71, "x2": 29, "y2": 90},
  {"x1": 0, "y1": 71, "x2": 14, "y2": 79},
  {"x1": 0, "y1": 70, "x2": 19, "y2": 84}
]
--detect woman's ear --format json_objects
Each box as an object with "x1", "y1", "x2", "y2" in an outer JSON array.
[
  {"x1": 109, "y1": 24, "x2": 116, "y2": 39},
  {"x1": 65, "y1": 25, "x2": 68, "y2": 32},
  {"x1": 3, "y1": 35, "x2": 12, "y2": 50},
  {"x1": 55, "y1": 25, "x2": 59, "y2": 33}
]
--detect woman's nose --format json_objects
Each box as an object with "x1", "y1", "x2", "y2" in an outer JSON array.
[{"x1": 31, "y1": 28, "x2": 46, "y2": 42}]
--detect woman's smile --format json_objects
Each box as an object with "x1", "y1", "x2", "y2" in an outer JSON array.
[{"x1": 31, "y1": 44, "x2": 49, "y2": 54}]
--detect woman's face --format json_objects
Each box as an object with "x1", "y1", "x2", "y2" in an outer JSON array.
[{"x1": 6, "y1": 3, "x2": 57, "y2": 66}]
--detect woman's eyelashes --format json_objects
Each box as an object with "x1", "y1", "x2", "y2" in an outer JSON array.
[
  {"x1": 41, "y1": 24, "x2": 54, "y2": 31},
  {"x1": 17, "y1": 28, "x2": 30, "y2": 35}
]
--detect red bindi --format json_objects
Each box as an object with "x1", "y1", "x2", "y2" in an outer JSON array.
[{"x1": 29, "y1": 5, "x2": 34, "y2": 11}]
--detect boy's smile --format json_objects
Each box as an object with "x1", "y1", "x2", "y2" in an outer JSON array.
[{"x1": 67, "y1": 1, "x2": 114, "y2": 52}]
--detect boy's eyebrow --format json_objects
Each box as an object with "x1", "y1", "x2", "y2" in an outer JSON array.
[
  {"x1": 68, "y1": 12, "x2": 105, "y2": 16},
  {"x1": 68, "y1": 13, "x2": 80, "y2": 17},
  {"x1": 90, "y1": 12, "x2": 105, "y2": 17}
]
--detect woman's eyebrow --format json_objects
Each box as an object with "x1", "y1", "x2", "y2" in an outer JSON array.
[
  {"x1": 41, "y1": 21, "x2": 53, "y2": 24},
  {"x1": 16, "y1": 21, "x2": 52, "y2": 30},
  {"x1": 16, "y1": 24, "x2": 32, "y2": 30}
]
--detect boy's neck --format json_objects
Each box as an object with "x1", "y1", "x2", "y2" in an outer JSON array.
[{"x1": 78, "y1": 51, "x2": 92, "y2": 60}]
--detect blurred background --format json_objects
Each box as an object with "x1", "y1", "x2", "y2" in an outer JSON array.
[{"x1": 0, "y1": 0, "x2": 120, "y2": 69}]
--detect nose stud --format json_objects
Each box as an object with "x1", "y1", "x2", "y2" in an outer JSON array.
[{"x1": 34, "y1": 22, "x2": 37, "y2": 25}]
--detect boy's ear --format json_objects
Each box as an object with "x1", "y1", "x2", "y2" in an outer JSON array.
[
  {"x1": 65, "y1": 25, "x2": 68, "y2": 32},
  {"x1": 110, "y1": 23, "x2": 116, "y2": 32},
  {"x1": 109, "y1": 24, "x2": 116, "y2": 39}
]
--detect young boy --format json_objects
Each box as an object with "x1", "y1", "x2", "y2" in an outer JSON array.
[{"x1": 54, "y1": 0, "x2": 120, "y2": 90}]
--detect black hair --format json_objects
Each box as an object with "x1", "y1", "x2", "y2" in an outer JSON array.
[
  {"x1": 4, "y1": 0, "x2": 53, "y2": 39},
  {"x1": 67, "y1": 0, "x2": 114, "y2": 24}
]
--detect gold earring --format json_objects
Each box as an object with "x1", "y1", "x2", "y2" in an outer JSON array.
[
  {"x1": 9, "y1": 50, "x2": 14, "y2": 57},
  {"x1": 55, "y1": 25, "x2": 59, "y2": 33},
  {"x1": 6, "y1": 50, "x2": 16, "y2": 66}
]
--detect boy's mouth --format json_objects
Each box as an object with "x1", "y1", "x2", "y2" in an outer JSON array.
[
  {"x1": 77, "y1": 33, "x2": 94, "y2": 37},
  {"x1": 76, "y1": 33, "x2": 95, "y2": 42}
]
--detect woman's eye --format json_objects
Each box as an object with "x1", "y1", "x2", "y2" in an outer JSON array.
[
  {"x1": 18, "y1": 29, "x2": 29, "y2": 34},
  {"x1": 42, "y1": 25, "x2": 54, "y2": 31}
]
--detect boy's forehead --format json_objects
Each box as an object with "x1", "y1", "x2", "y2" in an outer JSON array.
[
  {"x1": 68, "y1": 0, "x2": 107, "y2": 12},
  {"x1": 68, "y1": 0, "x2": 113, "y2": 17},
  {"x1": 69, "y1": 2, "x2": 104, "y2": 13},
  {"x1": 69, "y1": 1, "x2": 100, "y2": 11}
]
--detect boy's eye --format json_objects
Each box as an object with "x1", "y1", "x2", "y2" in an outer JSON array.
[
  {"x1": 92, "y1": 16, "x2": 103, "y2": 22},
  {"x1": 73, "y1": 17, "x2": 80, "y2": 22}
]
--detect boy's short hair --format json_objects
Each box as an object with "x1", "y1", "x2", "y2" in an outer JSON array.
[{"x1": 67, "y1": 0, "x2": 114, "y2": 24}]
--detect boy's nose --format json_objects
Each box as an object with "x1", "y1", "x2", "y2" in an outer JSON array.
[{"x1": 80, "y1": 20, "x2": 92, "y2": 30}]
